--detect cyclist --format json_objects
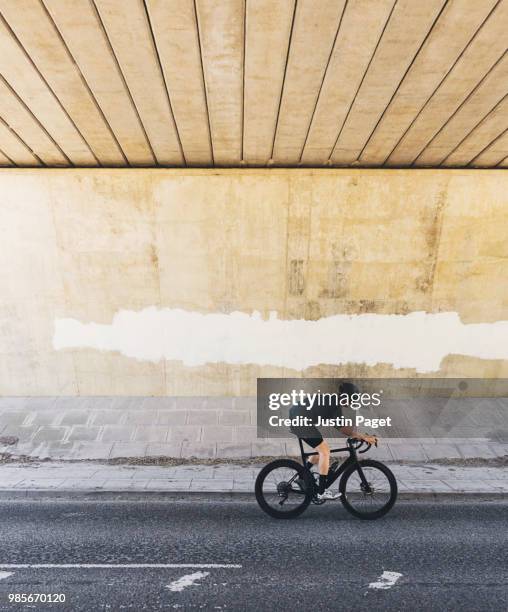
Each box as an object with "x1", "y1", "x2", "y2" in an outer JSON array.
[{"x1": 289, "y1": 382, "x2": 378, "y2": 501}]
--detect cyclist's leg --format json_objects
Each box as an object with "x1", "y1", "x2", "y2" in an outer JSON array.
[
  {"x1": 315, "y1": 440, "x2": 330, "y2": 476},
  {"x1": 299, "y1": 435, "x2": 323, "y2": 468},
  {"x1": 307, "y1": 452, "x2": 319, "y2": 466},
  {"x1": 291, "y1": 423, "x2": 322, "y2": 466},
  {"x1": 294, "y1": 436, "x2": 321, "y2": 491},
  {"x1": 315, "y1": 440, "x2": 330, "y2": 494},
  {"x1": 301, "y1": 437, "x2": 340, "y2": 500}
]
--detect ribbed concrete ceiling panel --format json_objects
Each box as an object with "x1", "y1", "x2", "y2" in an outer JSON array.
[
  {"x1": 331, "y1": 0, "x2": 447, "y2": 165},
  {"x1": 0, "y1": 10, "x2": 84, "y2": 165},
  {"x1": 471, "y1": 129, "x2": 508, "y2": 167},
  {"x1": 0, "y1": 77, "x2": 63, "y2": 165},
  {"x1": 94, "y1": 0, "x2": 183, "y2": 165},
  {"x1": 0, "y1": 146, "x2": 12, "y2": 166},
  {"x1": 300, "y1": 0, "x2": 394, "y2": 165},
  {"x1": 0, "y1": 0, "x2": 118, "y2": 166},
  {"x1": 195, "y1": 0, "x2": 243, "y2": 165},
  {"x1": 0, "y1": 117, "x2": 40, "y2": 165},
  {"x1": 271, "y1": 0, "x2": 346, "y2": 165},
  {"x1": 358, "y1": 0, "x2": 499, "y2": 166},
  {"x1": 243, "y1": 0, "x2": 294, "y2": 165},
  {"x1": 443, "y1": 99, "x2": 508, "y2": 167},
  {"x1": 416, "y1": 54, "x2": 508, "y2": 166},
  {"x1": 146, "y1": 0, "x2": 212, "y2": 166},
  {"x1": 0, "y1": 0, "x2": 505, "y2": 169},
  {"x1": 387, "y1": 0, "x2": 508, "y2": 166},
  {"x1": 44, "y1": 0, "x2": 154, "y2": 165}
]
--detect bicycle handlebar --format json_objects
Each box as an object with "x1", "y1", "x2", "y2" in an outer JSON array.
[{"x1": 347, "y1": 438, "x2": 373, "y2": 453}]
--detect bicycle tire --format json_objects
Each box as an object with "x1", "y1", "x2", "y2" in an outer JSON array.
[
  {"x1": 339, "y1": 459, "x2": 397, "y2": 520},
  {"x1": 255, "y1": 459, "x2": 313, "y2": 519}
]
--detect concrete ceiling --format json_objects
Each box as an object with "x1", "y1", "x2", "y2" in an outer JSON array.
[{"x1": 0, "y1": 0, "x2": 506, "y2": 169}]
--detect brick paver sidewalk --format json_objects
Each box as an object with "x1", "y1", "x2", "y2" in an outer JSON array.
[
  {"x1": 1, "y1": 397, "x2": 506, "y2": 462},
  {"x1": 0, "y1": 461, "x2": 505, "y2": 496}
]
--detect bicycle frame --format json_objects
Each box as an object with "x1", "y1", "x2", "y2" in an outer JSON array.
[{"x1": 298, "y1": 437, "x2": 371, "y2": 490}]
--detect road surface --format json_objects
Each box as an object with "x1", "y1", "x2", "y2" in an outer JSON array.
[{"x1": 0, "y1": 498, "x2": 505, "y2": 611}]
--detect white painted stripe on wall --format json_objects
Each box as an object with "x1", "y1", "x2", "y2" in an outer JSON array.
[{"x1": 53, "y1": 308, "x2": 508, "y2": 373}]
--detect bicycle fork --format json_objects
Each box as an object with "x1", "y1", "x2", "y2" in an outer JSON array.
[{"x1": 349, "y1": 446, "x2": 372, "y2": 493}]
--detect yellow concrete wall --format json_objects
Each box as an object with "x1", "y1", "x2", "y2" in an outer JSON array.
[{"x1": 1, "y1": 168, "x2": 507, "y2": 396}]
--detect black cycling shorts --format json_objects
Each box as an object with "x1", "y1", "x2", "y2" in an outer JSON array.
[
  {"x1": 300, "y1": 436, "x2": 323, "y2": 448},
  {"x1": 290, "y1": 422, "x2": 323, "y2": 448}
]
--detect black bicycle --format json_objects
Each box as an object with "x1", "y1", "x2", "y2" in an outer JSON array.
[{"x1": 255, "y1": 438, "x2": 397, "y2": 519}]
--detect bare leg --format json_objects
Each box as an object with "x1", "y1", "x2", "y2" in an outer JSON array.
[{"x1": 316, "y1": 440, "x2": 330, "y2": 476}]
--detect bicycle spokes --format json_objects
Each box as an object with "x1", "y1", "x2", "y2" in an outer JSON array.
[
  {"x1": 343, "y1": 466, "x2": 391, "y2": 512},
  {"x1": 262, "y1": 467, "x2": 308, "y2": 511}
]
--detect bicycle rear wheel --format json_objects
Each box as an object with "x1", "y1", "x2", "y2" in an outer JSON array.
[
  {"x1": 339, "y1": 459, "x2": 397, "y2": 520},
  {"x1": 255, "y1": 459, "x2": 313, "y2": 519}
]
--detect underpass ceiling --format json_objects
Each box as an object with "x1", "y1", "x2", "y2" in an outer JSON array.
[{"x1": 0, "y1": 0, "x2": 506, "y2": 169}]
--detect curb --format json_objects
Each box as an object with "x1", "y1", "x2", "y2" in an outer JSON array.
[{"x1": 0, "y1": 489, "x2": 505, "y2": 502}]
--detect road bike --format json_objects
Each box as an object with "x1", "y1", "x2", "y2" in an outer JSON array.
[{"x1": 255, "y1": 437, "x2": 397, "y2": 519}]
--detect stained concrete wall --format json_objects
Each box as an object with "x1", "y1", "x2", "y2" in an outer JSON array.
[{"x1": 1, "y1": 168, "x2": 508, "y2": 397}]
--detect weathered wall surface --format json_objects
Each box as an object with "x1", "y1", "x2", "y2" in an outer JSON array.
[{"x1": 1, "y1": 168, "x2": 508, "y2": 396}]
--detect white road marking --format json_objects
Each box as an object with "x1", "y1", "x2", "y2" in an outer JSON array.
[
  {"x1": 166, "y1": 571, "x2": 210, "y2": 592},
  {"x1": 0, "y1": 564, "x2": 240, "y2": 569},
  {"x1": 0, "y1": 571, "x2": 12, "y2": 580},
  {"x1": 369, "y1": 571, "x2": 403, "y2": 590}
]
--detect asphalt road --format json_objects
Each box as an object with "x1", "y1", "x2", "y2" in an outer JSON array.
[{"x1": 0, "y1": 498, "x2": 505, "y2": 611}]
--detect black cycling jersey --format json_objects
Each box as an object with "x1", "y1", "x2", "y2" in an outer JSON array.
[
  {"x1": 288, "y1": 397, "x2": 342, "y2": 426},
  {"x1": 288, "y1": 382, "x2": 357, "y2": 446},
  {"x1": 288, "y1": 394, "x2": 342, "y2": 445}
]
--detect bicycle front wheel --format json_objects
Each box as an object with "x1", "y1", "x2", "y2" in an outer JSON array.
[
  {"x1": 339, "y1": 459, "x2": 397, "y2": 520},
  {"x1": 255, "y1": 459, "x2": 313, "y2": 519}
]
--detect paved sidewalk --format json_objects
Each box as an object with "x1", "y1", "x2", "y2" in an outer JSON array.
[
  {"x1": 1, "y1": 396, "x2": 506, "y2": 461},
  {"x1": 0, "y1": 461, "x2": 505, "y2": 497}
]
